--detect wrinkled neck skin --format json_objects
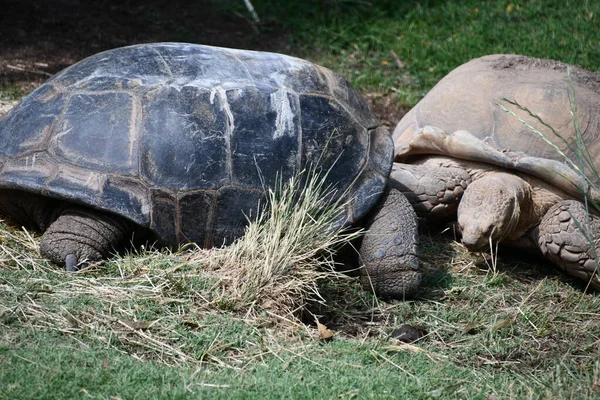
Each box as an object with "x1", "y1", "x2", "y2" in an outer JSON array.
[{"x1": 457, "y1": 172, "x2": 535, "y2": 250}]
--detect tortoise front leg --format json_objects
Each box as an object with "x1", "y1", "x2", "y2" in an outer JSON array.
[
  {"x1": 359, "y1": 186, "x2": 420, "y2": 298},
  {"x1": 388, "y1": 157, "x2": 473, "y2": 219},
  {"x1": 40, "y1": 206, "x2": 134, "y2": 271},
  {"x1": 536, "y1": 200, "x2": 600, "y2": 289}
]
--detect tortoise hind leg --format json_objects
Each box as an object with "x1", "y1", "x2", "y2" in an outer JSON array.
[
  {"x1": 40, "y1": 206, "x2": 134, "y2": 271},
  {"x1": 537, "y1": 200, "x2": 600, "y2": 289}
]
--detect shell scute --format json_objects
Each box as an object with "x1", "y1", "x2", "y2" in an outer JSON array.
[
  {"x1": 211, "y1": 187, "x2": 263, "y2": 247},
  {"x1": 0, "y1": 152, "x2": 58, "y2": 192},
  {"x1": 228, "y1": 85, "x2": 300, "y2": 188},
  {"x1": 178, "y1": 190, "x2": 217, "y2": 247},
  {"x1": 299, "y1": 94, "x2": 369, "y2": 193},
  {"x1": 140, "y1": 85, "x2": 229, "y2": 191},
  {"x1": 51, "y1": 92, "x2": 138, "y2": 175},
  {"x1": 0, "y1": 87, "x2": 66, "y2": 157}
]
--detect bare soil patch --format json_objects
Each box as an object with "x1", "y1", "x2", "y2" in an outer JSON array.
[
  {"x1": 0, "y1": 0, "x2": 276, "y2": 91},
  {"x1": 0, "y1": 0, "x2": 402, "y2": 123}
]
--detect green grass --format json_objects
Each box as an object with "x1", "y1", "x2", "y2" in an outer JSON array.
[
  {"x1": 228, "y1": 0, "x2": 600, "y2": 106},
  {"x1": 2, "y1": 272, "x2": 600, "y2": 400},
  {"x1": 5, "y1": 329, "x2": 574, "y2": 400},
  {"x1": 2, "y1": 224, "x2": 600, "y2": 399},
  {"x1": 0, "y1": 83, "x2": 27, "y2": 101}
]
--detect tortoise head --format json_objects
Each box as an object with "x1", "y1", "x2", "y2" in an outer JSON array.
[{"x1": 457, "y1": 172, "x2": 532, "y2": 250}]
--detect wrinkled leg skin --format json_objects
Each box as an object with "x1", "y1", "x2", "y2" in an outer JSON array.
[
  {"x1": 40, "y1": 206, "x2": 133, "y2": 271},
  {"x1": 537, "y1": 200, "x2": 600, "y2": 290},
  {"x1": 359, "y1": 187, "x2": 421, "y2": 299},
  {"x1": 389, "y1": 159, "x2": 472, "y2": 219}
]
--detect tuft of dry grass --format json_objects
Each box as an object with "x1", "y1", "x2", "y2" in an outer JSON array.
[
  {"x1": 0, "y1": 221, "x2": 49, "y2": 272},
  {"x1": 0, "y1": 167, "x2": 364, "y2": 364},
  {"x1": 201, "y1": 170, "x2": 362, "y2": 314}
]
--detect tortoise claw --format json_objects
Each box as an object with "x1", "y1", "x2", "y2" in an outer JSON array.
[{"x1": 65, "y1": 254, "x2": 78, "y2": 272}]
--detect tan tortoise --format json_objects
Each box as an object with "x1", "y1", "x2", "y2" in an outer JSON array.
[{"x1": 392, "y1": 54, "x2": 600, "y2": 289}]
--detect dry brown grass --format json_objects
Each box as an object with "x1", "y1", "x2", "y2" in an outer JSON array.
[{"x1": 0, "y1": 168, "x2": 365, "y2": 365}]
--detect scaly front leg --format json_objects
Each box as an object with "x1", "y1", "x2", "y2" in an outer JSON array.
[{"x1": 537, "y1": 200, "x2": 600, "y2": 290}]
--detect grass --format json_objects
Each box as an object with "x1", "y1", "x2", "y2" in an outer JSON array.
[
  {"x1": 227, "y1": 0, "x2": 600, "y2": 107},
  {"x1": 2, "y1": 221, "x2": 600, "y2": 398},
  {"x1": 0, "y1": 83, "x2": 27, "y2": 102},
  {"x1": 2, "y1": 191, "x2": 600, "y2": 398},
  {"x1": 2, "y1": 1, "x2": 600, "y2": 399}
]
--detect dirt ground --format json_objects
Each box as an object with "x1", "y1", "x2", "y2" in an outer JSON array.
[{"x1": 0, "y1": 0, "x2": 404, "y2": 126}]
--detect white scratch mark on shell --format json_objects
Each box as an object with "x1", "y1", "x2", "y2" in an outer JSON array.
[
  {"x1": 54, "y1": 126, "x2": 73, "y2": 143},
  {"x1": 211, "y1": 86, "x2": 235, "y2": 136},
  {"x1": 209, "y1": 88, "x2": 216, "y2": 104},
  {"x1": 270, "y1": 88, "x2": 294, "y2": 139},
  {"x1": 85, "y1": 173, "x2": 96, "y2": 186},
  {"x1": 24, "y1": 154, "x2": 36, "y2": 169},
  {"x1": 184, "y1": 154, "x2": 197, "y2": 173},
  {"x1": 210, "y1": 86, "x2": 234, "y2": 182}
]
